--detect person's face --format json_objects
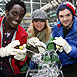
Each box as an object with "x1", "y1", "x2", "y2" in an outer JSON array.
[
  {"x1": 59, "y1": 9, "x2": 73, "y2": 28},
  {"x1": 33, "y1": 20, "x2": 46, "y2": 31},
  {"x1": 5, "y1": 4, "x2": 25, "y2": 29}
]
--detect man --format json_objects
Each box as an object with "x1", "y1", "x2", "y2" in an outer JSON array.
[
  {"x1": 0, "y1": 0, "x2": 28, "y2": 76},
  {"x1": 52, "y1": 1, "x2": 77, "y2": 77}
]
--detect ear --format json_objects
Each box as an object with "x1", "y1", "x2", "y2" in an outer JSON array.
[{"x1": 5, "y1": 10, "x2": 9, "y2": 16}]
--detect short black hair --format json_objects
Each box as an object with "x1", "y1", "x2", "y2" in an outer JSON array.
[{"x1": 5, "y1": 0, "x2": 26, "y2": 15}]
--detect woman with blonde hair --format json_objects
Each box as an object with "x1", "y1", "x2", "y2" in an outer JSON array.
[
  {"x1": 27, "y1": 9, "x2": 51, "y2": 45},
  {"x1": 26, "y1": 9, "x2": 55, "y2": 70}
]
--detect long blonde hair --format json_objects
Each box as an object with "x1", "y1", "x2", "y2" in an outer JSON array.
[{"x1": 27, "y1": 20, "x2": 51, "y2": 42}]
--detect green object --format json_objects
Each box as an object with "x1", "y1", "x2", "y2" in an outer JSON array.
[
  {"x1": 47, "y1": 37, "x2": 55, "y2": 51},
  {"x1": 26, "y1": 44, "x2": 30, "y2": 49},
  {"x1": 50, "y1": 51, "x2": 60, "y2": 64},
  {"x1": 38, "y1": 50, "x2": 61, "y2": 69}
]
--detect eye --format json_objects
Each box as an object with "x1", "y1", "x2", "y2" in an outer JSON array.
[
  {"x1": 59, "y1": 15, "x2": 64, "y2": 18},
  {"x1": 67, "y1": 13, "x2": 71, "y2": 17},
  {"x1": 41, "y1": 20, "x2": 46, "y2": 22},
  {"x1": 34, "y1": 20, "x2": 38, "y2": 22},
  {"x1": 11, "y1": 11, "x2": 17, "y2": 17}
]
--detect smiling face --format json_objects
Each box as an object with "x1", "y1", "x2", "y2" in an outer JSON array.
[
  {"x1": 33, "y1": 20, "x2": 46, "y2": 31},
  {"x1": 5, "y1": 4, "x2": 25, "y2": 30},
  {"x1": 59, "y1": 9, "x2": 73, "y2": 28}
]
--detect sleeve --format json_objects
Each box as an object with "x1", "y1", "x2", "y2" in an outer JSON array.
[
  {"x1": 52, "y1": 25, "x2": 59, "y2": 38},
  {"x1": 68, "y1": 44, "x2": 77, "y2": 59}
]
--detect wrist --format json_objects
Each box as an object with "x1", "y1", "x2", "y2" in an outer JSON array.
[{"x1": 64, "y1": 45, "x2": 72, "y2": 54}]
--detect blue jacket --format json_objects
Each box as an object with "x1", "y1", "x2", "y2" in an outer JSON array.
[{"x1": 52, "y1": 16, "x2": 77, "y2": 66}]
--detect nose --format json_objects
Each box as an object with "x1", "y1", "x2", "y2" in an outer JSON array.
[
  {"x1": 15, "y1": 15, "x2": 20, "y2": 21},
  {"x1": 63, "y1": 16, "x2": 67, "y2": 20}
]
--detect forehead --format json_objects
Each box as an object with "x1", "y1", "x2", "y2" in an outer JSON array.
[
  {"x1": 59, "y1": 9, "x2": 71, "y2": 15},
  {"x1": 11, "y1": 4, "x2": 24, "y2": 12}
]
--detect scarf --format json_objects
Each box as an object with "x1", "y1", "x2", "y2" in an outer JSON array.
[{"x1": 34, "y1": 28, "x2": 46, "y2": 43}]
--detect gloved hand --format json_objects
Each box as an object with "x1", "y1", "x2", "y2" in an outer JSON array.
[
  {"x1": 14, "y1": 44, "x2": 27, "y2": 61},
  {"x1": 27, "y1": 37, "x2": 46, "y2": 53},
  {"x1": 53, "y1": 36, "x2": 72, "y2": 53},
  {"x1": 27, "y1": 37, "x2": 40, "y2": 47},
  {"x1": 56, "y1": 45, "x2": 63, "y2": 52},
  {"x1": 35, "y1": 42, "x2": 46, "y2": 53},
  {"x1": 0, "y1": 40, "x2": 20, "y2": 57}
]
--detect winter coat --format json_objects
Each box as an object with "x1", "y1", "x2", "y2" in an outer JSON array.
[
  {"x1": 52, "y1": 16, "x2": 77, "y2": 66},
  {"x1": 0, "y1": 17, "x2": 28, "y2": 74}
]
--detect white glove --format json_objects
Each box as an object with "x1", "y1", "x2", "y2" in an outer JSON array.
[
  {"x1": 14, "y1": 44, "x2": 27, "y2": 61},
  {"x1": 0, "y1": 40, "x2": 20, "y2": 57},
  {"x1": 53, "y1": 36, "x2": 72, "y2": 53},
  {"x1": 27, "y1": 37, "x2": 46, "y2": 53},
  {"x1": 35, "y1": 42, "x2": 46, "y2": 53},
  {"x1": 27, "y1": 37, "x2": 39, "y2": 47}
]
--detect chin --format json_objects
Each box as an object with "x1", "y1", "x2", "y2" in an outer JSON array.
[
  {"x1": 38, "y1": 29, "x2": 43, "y2": 31},
  {"x1": 10, "y1": 26, "x2": 17, "y2": 30},
  {"x1": 11, "y1": 25, "x2": 18, "y2": 29}
]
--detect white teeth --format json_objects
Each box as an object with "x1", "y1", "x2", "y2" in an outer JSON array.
[
  {"x1": 38, "y1": 26, "x2": 41, "y2": 28},
  {"x1": 12, "y1": 21, "x2": 18, "y2": 24}
]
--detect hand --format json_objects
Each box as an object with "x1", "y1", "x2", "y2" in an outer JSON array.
[
  {"x1": 35, "y1": 42, "x2": 46, "y2": 53},
  {"x1": 27, "y1": 37, "x2": 40, "y2": 47},
  {"x1": 53, "y1": 36, "x2": 72, "y2": 53},
  {"x1": 56, "y1": 45, "x2": 63, "y2": 52},
  {"x1": 27, "y1": 37, "x2": 46, "y2": 53},
  {"x1": 0, "y1": 40, "x2": 20, "y2": 57},
  {"x1": 14, "y1": 44, "x2": 27, "y2": 61}
]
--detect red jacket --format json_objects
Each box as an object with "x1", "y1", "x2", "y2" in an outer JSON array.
[{"x1": 0, "y1": 17, "x2": 28, "y2": 74}]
